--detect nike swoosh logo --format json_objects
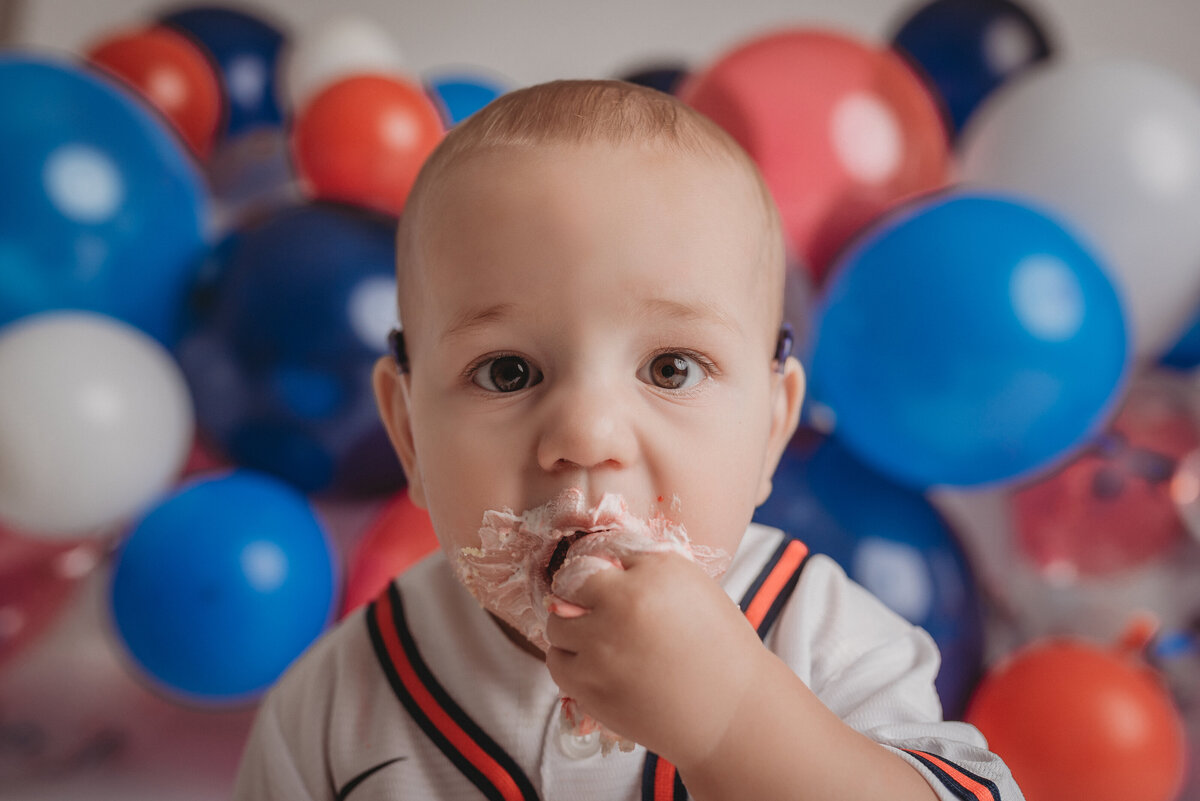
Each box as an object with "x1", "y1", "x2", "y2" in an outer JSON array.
[{"x1": 336, "y1": 756, "x2": 408, "y2": 800}]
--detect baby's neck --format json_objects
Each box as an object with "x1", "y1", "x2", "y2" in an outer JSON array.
[{"x1": 489, "y1": 612, "x2": 545, "y2": 662}]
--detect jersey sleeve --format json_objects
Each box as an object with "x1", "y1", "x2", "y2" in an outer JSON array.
[
  {"x1": 231, "y1": 609, "x2": 373, "y2": 801},
  {"x1": 770, "y1": 552, "x2": 1025, "y2": 801},
  {"x1": 233, "y1": 685, "x2": 326, "y2": 801}
]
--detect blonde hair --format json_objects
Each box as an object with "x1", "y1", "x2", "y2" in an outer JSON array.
[{"x1": 396, "y1": 79, "x2": 785, "y2": 333}]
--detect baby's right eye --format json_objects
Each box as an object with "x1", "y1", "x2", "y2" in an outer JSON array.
[{"x1": 471, "y1": 356, "x2": 543, "y2": 393}]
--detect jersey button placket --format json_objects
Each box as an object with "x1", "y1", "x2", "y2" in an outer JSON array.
[{"x1": 557, "y1": 727, "x2": 602, "y2": 760}]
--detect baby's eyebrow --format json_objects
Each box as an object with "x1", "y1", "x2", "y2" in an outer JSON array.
[
  {"x1": 442, "y1": 302, "x2": 516, "y2": 341},
  {"x1": 640, "y1": 297, "x2": 742, "y2": 336}
]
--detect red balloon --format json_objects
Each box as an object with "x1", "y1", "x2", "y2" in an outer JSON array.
[
  {"x1": 0, "y1": 526, "x2": 101, "y2": 667},
  {"x1": 1012, "y1": 378, "x2": 1200, "y2": 577},
  {"x1": 340, "y1": 490, "x2": 439, "y2": 617},
  {"x1": 967, "y1": 637, "x2": 1186, "y2": 801},
  {"x1": 680, "y1": 29, "x2": 950, "y2": 283},
  {"x1": 182, "y1": 428, "x2": 230, "y2": 477},
  {"x1": 292, "y1": 74, "x2": 445, "y2": 217},
  {"x1": 86, "y1": 25, "x2": 223, "y2": 159}
]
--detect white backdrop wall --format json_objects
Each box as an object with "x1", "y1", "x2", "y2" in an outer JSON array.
[{"x1": 11, "y1": 0, "x2": 1200, "y2": 92}]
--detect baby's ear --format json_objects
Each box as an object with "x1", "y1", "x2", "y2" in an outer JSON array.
[
  {"x1": 372, "y1": 356, "x2": 427, "y2": 508},
  {"x1": 756, "y1": 356, "x2": 805, "y2": 505}
]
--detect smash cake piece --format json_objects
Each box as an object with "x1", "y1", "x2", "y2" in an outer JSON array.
[{"x1": 455, "y1": 488, "x2": 730, "y2": 753}]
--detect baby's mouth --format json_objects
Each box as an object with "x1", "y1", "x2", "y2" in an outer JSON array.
[{"x1": 545, "y1": 530, "x2": 600, "y2": 584}]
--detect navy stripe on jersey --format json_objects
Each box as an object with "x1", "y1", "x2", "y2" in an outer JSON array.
[
  {"x1": 642, "y1": 533, "x2": 810, "y2": 801},
  {"x1": 367, "y1": 585, "x2": 540, "y2": 801},
  {"x1": 744, "y1": 539, "x2": 811, "y2": 638},
  {"x1": 904, "y1": 749, "x2": 1001, "y2": 801},
  {"x1": 642, "y1": 752, "x2": 688, "y2": 801}
]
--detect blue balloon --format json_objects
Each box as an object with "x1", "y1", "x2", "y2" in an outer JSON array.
[
  {"x1": 110, "y1": 470, "x2": 336, "y2": 702},
  {"x1": 0, "y1": 55, "x2": 208, "y2": 345},
  {"x1": 176, "y1": 202, "x2": 404, "y2": 495},
  {"x1": 618, "y1": 64, "x2": 689, "y2": 95},
  {"x1": 1160, "y1": 305, "x2": 1200, "y2": 370},
  {"x1": 160, "y1": 5, "x2": 285, "y2": 137},
  {"x1": 426, "y1": 73, "x2": 507, "y2": 126},
  {"x1": 891, "y1": 0, "x2": 1052, "y2": 134},
  {"x1": 808, "y1": 192, "x2": 1128, "y2": 488},
  {"x1": 755, "y1": 432, "x2": 985, "y2": 717}
]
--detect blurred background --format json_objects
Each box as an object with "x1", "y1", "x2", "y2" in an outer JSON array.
[{"x1": 2, "y1": 0, "x2": 1200, "y2": 799}]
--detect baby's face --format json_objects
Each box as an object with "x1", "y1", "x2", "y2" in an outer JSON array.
[{"x1": 382, "y1": 142, "x2": 802, "y2": 570}]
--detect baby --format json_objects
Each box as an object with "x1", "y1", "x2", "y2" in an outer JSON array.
[{"x1": 234, "y1": 80, "x2": 1022, "y2": 800}]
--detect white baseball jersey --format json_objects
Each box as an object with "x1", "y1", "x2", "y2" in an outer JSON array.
[{"x1": 234, "y1": 523, "x2": 1023, "y2": 801}]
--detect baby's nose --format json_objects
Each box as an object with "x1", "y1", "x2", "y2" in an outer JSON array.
[{"x1": 535, "y1": 381, "x2": 637, "y2": 472}]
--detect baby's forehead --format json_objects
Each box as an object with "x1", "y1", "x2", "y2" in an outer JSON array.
[{"x1": 399, "y1": 139, "x2": 783, "y2": 339}]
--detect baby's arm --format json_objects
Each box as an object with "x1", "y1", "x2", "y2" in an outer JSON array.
[{"x1": 545, "y1": 550, "x2": 1020, "y2": 801}]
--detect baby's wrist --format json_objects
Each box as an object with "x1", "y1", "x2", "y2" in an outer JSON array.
[{"x1": 670, "y1": 645, "x2": 778, "y2": 773}]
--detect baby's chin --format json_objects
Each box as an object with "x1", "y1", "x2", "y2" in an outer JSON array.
[{"x1": 453, "y1": 489, "x2": 730, "y2": 652}]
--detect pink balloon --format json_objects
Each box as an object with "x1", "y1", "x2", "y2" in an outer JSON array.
[
  {"x1": 0, "y1": 568, "x2": 254, "y2": 792},
  {"x1": 681, "y1": 28, "x2": 951, "y2": 283},
  {"x1": 339, "y1": 490, "x2": 439, "y2": 617},
  {"x1": 0, "y1": 526, "x2": 100, "y2": 668},
  {"x1": 1012, "y1": 376, "x2": 1200, "y2": 577}
]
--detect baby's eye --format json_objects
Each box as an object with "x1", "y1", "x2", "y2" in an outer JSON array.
[
  {"x1": 471, "y1": 356, "x2": 543, "y2": 393},
  {"x1": 641, "y1": 352, "x2": 707, "y2": 391}
]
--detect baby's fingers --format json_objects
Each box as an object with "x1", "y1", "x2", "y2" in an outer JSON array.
[{"x1": 547, "y1": 596, "x2": 588, "y2": 618}]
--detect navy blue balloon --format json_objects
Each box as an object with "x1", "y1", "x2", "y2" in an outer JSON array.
[
  {"x1": 619, "y1": 64, "x2": 689, "y2": 96},
  {"x1": 176, "y1": 202, "x2": 405, "y2": 495},
  {"x1": 161, "y1": 5, "x2": 285, "y2": 137},
  {"x1": 892, "y1": 0, "x2": 1052, "y2": 134},
  {"x1": 427, "y1": 73, "x2": 506, "y2": 126},
  {"x1": 755, "y1": 432, "x2": 984, "y2": 717},
  {"x1": 0, "y1": 55, "x2": 208, "y2": 345},
  {"x1": 808, "y1": 193, "x2": 1128, "y2": 488},
  {"x1": 1160, "y1": 305, "x2": 1200, "y2": 370},
  {"x1": 110, "y1": 470, "x2": 336, "y2": 702}
]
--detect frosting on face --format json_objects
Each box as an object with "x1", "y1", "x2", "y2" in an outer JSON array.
[{"x1": 455, "y1": 488, "x2": 730, "y2": 652}]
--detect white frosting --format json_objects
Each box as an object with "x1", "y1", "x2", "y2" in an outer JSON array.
[{"x1": 454, "y1": 489, "x2": 730, "y2": 753}]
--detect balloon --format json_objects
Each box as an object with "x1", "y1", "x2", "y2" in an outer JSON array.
[
  {"x1": 0, "y1": 312, "x2": 194, "y2": 537},
  {"x1": 1159, "y1": 301, "x2": 1200, "y2": 370},
  {"x1": 205, "y1": 127, "x2": 300, "y2": 236},
  {"x1": 966, "y1": 637, "x2": 1187, "y2": 801},
  {"x1": 1012, "y1": 375, "x2": 1200, "y2": 577},
  {"x1": 0, "y1": 55, "x2": 208, "y2": 345},
  {"x1": 0, "y1": 526, "x2": 101, "y2": 668},
  {"x1": 281, "y1": 14, "x2": 407, "y2": 113},
  {"x1": 291, "y1": 74, "x2": 443, "y2": 216},
  {"x1": 85, "y1": 25, "x2": 223, "y2": 159},
  {"x1": 0, "y1": 566, "x2": 254, "y2": 791},
  {"x1": 890, "y1": 0, "x2": 1052, "y2": 134},
  {"x1": 754, "y1": 432, "x2": 984, "y2": 717},
  {"x1": 181, "y1": 428, "x2": 230, "y2": 477},
  {"x1": 340, "y1": 490, "x2": 439, "y2": 617},
  {"x1": 809, "y1": 192, "x2": 1129, "y2": 488},
  {"x1": 426, "y1": 71, "x2": 508, "y2": 127},
  {"x1": 110, "y1": 470, "x2": 336, "y2": 702},
  {"x1": 1172, "y1": 450, "x2": 1200, "y2": 545},
  {"x1": 175, "y1": 202, "x2": 405, "y2": 495},
  {"x1": 681, "y1": 28, "x2": 950, "y2": 283},
  {"x1": 160, "y1": 5, "x2": 285, "y2": 138},
  {"x1": 960, "y1": 60, "x2": 1200, "y2": 359},
  {"x1": 618, "y1": 63, "x2": 689, "y2": 95}
]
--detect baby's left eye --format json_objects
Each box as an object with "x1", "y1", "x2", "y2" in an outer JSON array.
[{"x1": 640, "y1": 352, "x2": 707, "y2": 391}]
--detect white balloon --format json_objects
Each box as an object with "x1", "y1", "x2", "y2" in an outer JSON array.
[
  {"x1": 959, "y1": 60, "x2": 1200, "y2": 360},
  {"x1": 281, "y1": 15, "x2": 408, "y2": 113},
  {"x1": 0, "y1": 312, "x2": 193, "y2": 537}
]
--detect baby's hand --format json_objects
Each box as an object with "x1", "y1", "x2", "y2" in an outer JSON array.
[{"x1": 544, "y1": 550, "x2": 769, "y2": 765}]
